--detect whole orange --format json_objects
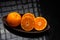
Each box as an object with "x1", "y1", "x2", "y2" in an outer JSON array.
[{"x1": 6, "y1": 12, "x2": 21, "y2": 27}]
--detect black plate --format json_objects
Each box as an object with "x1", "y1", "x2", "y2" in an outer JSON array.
[{"x1": 2, "y1": 14, "x2": 50, "y2": 38}]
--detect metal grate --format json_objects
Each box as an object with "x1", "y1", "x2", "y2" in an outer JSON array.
[{"x1": 0, "y1": 0, "x2": 49, "y2": 40}]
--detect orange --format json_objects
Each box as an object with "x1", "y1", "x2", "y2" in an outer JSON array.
[
  {"x1": 21, "y1": 13, "x2": 35, "y2": 31},
  {"x1": 6, "y1": 12, "x2": 21, "y2": 27},
  {"x1": 34, "y1": 17, "x2": 47, "y2": 31},
  {"x1": 22, "y1": 13, "x2": 35, "y2": 19}
]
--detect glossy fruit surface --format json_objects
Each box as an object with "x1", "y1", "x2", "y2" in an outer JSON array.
[{"x1": 6, "y1": 12, "x2": 21, "y2": 27}]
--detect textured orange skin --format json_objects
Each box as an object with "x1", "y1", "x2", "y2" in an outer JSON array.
[{"x1": 6, "y1": 12, "x2": 21, "y2": 27}]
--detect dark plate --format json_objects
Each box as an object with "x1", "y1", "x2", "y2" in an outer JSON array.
[{"x1": 2, "y1": 14, "x2": 50, "y2": 38}]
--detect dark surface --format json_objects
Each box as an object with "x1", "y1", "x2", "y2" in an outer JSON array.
[
  {"x1": 2, "y1": 15, "x2": 50, "y2": 38},
  {"x1": 40, "y1": 0, "x2": 59, "y2": 40}
]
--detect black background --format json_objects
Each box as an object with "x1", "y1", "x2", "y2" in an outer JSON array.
[{"x1": 40, "y1": 0, "x2": 59, "y2": 40}]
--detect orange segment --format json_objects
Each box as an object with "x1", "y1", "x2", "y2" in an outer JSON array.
[
  {"x1": 6, "y1": 12, "x2": 21, "y2": 27},
  {"x1": 34, "y1": 17, "x2": 47, "y2": 31},
  {"x1": 21, "y1": 13, "x2": 35, "y2": 31}
]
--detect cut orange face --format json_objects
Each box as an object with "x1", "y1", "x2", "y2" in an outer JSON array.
[
  {"x1": 22, "y1": 13, "x2": 35, "y2": 19},
  {"x1": 6, "y1": 12, "x2": 21, "y2": 27},
  {"x1": 34, "y1": 17, "x2": 47, "y2": 31},
  {"x1": 21, "y1": 13, "x2": 35, "y2": 31}
]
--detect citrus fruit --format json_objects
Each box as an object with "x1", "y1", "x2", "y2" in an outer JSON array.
[
  {"x1": 34, "y1": 17, "x2": 47, "y2": 31},
  {"x1": 21, "y1": 13, "x2": 35, "y2": 31},
  {"x1": 22, "y1": 13, "x2": 35, "y2": 19},
  {"x1": 6, "y1": 12, "x2": 21, "y2": 27}
]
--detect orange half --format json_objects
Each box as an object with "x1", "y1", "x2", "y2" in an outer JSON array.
[
  {"x1": 34, "y1": 17, "x2": 47, "y2": 31},
  {"x1": 22, "y1": 13, "x2": 35, "y2": 19},
  {"x1": 21, "y1": 16, "x2": 35, "y2": 32}
]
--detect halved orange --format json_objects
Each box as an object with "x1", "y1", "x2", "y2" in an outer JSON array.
[
  {"x1": 6, "y1": 12, "x2": 21, "y2": 27},
  {"x1": 22, "y1": 13, "x2": 35, "y2": 19},
  {"x1": 34, "y1": 17, "x2": 47, "y2": 31},
  {"x1": 21, "y1": 13, "x2": 35, "y2": 31}
]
